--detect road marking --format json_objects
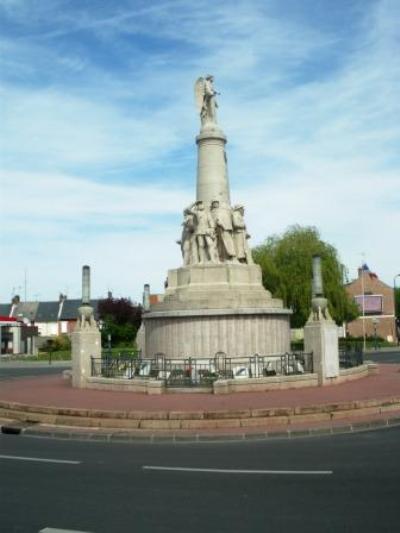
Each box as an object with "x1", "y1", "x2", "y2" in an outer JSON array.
[
  {"x1": 0, "y1": 454, "x2": 80, "y2": 465},
  {"x1": 143, "y1": 466, "x2": 333, "y2": 475},
  {"x1": 39, "y1": 527, "x2": 89, "y2": 533}
]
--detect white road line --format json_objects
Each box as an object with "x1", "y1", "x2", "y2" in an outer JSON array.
[
  {"x1": 0, "y1": 454, "x2": 81, "y2": 465},
  {"x1": 143, "y1": 466, "x2": 333, "y2": 475},
  {"x1": 39, "y1": 527, "x2": 89, "y2": 533}
]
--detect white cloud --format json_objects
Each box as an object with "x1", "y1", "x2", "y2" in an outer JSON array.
[{"x1": 0, "y1": 0, "x2": 399, "y2": 302}]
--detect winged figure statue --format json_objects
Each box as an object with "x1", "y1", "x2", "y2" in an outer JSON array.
[{"x1": 194, "y1": 75, "x2": 219, "y2": 126}]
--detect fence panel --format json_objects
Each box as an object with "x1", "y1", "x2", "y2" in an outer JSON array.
[{"x1": 90, "y1": 351, "x2": 315, "y2": 387}]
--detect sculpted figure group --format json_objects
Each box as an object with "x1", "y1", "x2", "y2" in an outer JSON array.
[{"x1": 178, "y1": 201, "x2": 254, "y2": 266}]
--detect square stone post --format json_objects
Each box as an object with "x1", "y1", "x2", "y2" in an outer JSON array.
[
  {"x1": 11, "y1": 325, "x2": 22, "y2": 354},
  {"x1": 71, "y1": 327, "x2": 101, "y2": 388},
  {"x1": 304, "y1": 255, "x2": 339, "y2": 385},
  {"x1": 71, "y1": 265, "x2": 101, "y2": 388},
  {"x1": 304, "y1": 320, "x2": 339, "y2": 385}
]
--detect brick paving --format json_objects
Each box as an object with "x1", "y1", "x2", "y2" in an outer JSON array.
[{"x1": 0, "y1": 364, "x2": 399, "y2": 413}]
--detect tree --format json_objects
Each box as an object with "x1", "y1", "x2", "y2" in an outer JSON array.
[
  {"x1": 97, "y1": 297, "x2": 142, "y2": 346},
  {"x1": 395, "y1": 287, "x2": 400, "y2": 317},
  {"x1": 252, "y1": 225, "x2": 359, "y2": 328}
]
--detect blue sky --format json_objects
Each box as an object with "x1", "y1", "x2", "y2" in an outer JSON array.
[{"x1": 0, "y1": 0, "x2": 399, "y2": 302}]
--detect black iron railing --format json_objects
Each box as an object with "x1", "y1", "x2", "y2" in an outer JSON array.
[
  {"x1": 91, "y1": 351, "x2": 314, "y2": 387},
  {"x1": 339, "y1": 346, "x2": 364, "y2": 368}
]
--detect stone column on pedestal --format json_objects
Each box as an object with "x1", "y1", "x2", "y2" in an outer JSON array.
[
  {"x1": 304, "y1": 255, "x2": 339, "y2": 385},
  {"x1": 71, "y1": 265, "x2": 101, "y2": 388},
  {"x1": 143, "y1": 76, "x2": 292, "y2": 358}
]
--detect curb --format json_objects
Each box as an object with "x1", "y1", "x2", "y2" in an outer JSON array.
[
  {"x1": 1, "y1": 396, "x2": 400, "y2": 431},
  {"x1": 2, "y1": 415, "x2": 400, "y2": 444}
]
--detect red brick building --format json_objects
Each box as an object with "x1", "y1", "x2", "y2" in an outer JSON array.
[{"x1": 345, "y1": 265, "x2": 397, "y2": 342}]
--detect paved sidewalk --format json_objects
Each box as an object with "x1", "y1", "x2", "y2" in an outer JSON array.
[{"x1": 0, "y1": 364, "x2": 399, "y2": 411}]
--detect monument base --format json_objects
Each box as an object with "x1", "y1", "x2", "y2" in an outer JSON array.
[
  {"x1": 158, "y1": 263, "x2": 283, "y2": 310},
  {"x1": 143, "y1": 263, "x2": 291, "y2": 358}
]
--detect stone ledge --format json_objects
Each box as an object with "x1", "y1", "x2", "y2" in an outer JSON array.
[
  {"x1": 145, "y1": 307, "x2": 291, "y2": 318},
  {"x1": 214, "y1": 373, "x2": 319, "y2": 394},
  {"x1": 2, "y1": 398, "x2": 400, "y2": 432},
  {"x1": 85, "y1": 377, "x2": 164, "y2": 395}
]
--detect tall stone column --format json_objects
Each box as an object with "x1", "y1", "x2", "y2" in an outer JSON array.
[
  {"x1": 71, "y1": 265, "x2": 101, "y2": 388},
  {"x1": 304, "y1": 256, "x2": 339, "y2": 385},
  {"x1": 196, "y1": 127, "x2": 230, "y2": 207}
]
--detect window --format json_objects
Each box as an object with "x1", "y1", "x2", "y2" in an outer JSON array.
[{"x1": 354, "y1": 294, "x2": 383, "y2": 315}]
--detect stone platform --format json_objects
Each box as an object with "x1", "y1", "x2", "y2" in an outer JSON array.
[
  {"x1": 160, "y1": 263, "x2": 282, "y2": 310},
  {"x1": 144, "y1": 263, "x2": 292, "y2": 358}
]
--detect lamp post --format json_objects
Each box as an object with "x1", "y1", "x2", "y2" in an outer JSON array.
[
  {"x1": 394, "y1": 274, "x2": 400, "y2": 344},
  {"x1": 361, "y1": 264, "x2": 366, "y2": 352},
  {"x1": 372, "y1": 317, "x2": 379, "y2": 350}
]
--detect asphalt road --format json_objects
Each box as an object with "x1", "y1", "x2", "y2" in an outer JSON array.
[
  {"x1": 1, "y1": 427, "x2": 400, "y2": 533},
  {"x1": 0, "y1": 362, "x2": 70, "y2": 380},
  {"x1": 366, "y1": 349, "x2": 400, "y2": 364}
]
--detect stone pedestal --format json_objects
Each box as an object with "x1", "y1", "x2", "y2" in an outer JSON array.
[
  {"x1": 145, "y1": 308, "x2": 290, "y2": 359},
  {"x1": 161, "y1": 263, "x2": 278, "y2": 309},
  {"x1": 71, "y1": 327, "x2": 101, "y2": 388},
  {"x1": 144, "y1": 263, "x2": 291, "y2": 358},
  {"x1": 304, "y1": 320, "x2": 339, "y2": 385}
]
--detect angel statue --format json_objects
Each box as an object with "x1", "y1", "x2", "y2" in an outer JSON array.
[{"x1": 194, "y1": 75, "x2": 219, "y2": 126}]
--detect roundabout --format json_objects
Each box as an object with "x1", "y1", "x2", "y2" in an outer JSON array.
[{"x1": 1, "y1": 362, "x2": 400, "y2": 442}]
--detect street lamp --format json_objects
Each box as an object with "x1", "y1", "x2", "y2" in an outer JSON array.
[
  {"x1": 394, "y1": 274, "x2": 400, "y2": 343},
  {"x1": 361, "y1": 263, "x2": 366, "y2": 352},
  {"x1": 372, "y1": 317, "x2": 379, "y2": 350}
]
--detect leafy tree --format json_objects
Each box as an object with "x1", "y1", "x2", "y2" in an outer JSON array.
[
  {"x1": 98, "y1": 297, "x2": 142, "y2": 346},
  {"x1": 395, "y1": 287, "x2": 400, "y2": 317},
  {"x1": 42, "y1": 334, "x2": 71, "y2": 352},
  {"x1": 252, "y1": 225, "x2": 359, "y2": 328}
]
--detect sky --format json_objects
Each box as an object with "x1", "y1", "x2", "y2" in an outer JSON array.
[{"x1": 0, "y1": 0, "x2": 399, "y2": 303}]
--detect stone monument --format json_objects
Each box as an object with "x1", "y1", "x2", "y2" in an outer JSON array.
[
  {"x1": 142, "y1": 76, "x2": 291, "y2": 358},
  {"x1": 304, "y1": 255, "x2": 340, "y2": 384},
  {"x1": 71, "y1": 265, "x2": 101, "y2": 387}
]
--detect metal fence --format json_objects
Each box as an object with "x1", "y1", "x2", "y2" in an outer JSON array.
[
  {"x1": 339, "y1": 346, "x2": 364, "y2": 368},
  {"x1": 91, "y1": 351, "x2": 314, "y2": 388}
]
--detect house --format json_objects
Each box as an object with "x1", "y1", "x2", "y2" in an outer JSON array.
[
  {"x1": 345, "y1": 264, "x2": 397, "y2": 342},
  {"x1": 0, "y1": 295, "x2": 100, "y2": 353},
  {"x1": 34, "y1": 294, "x2": 100, "y2": 336},
  {"x1": 0, "y1": 314, "x2": 38, "y2": 356}
]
